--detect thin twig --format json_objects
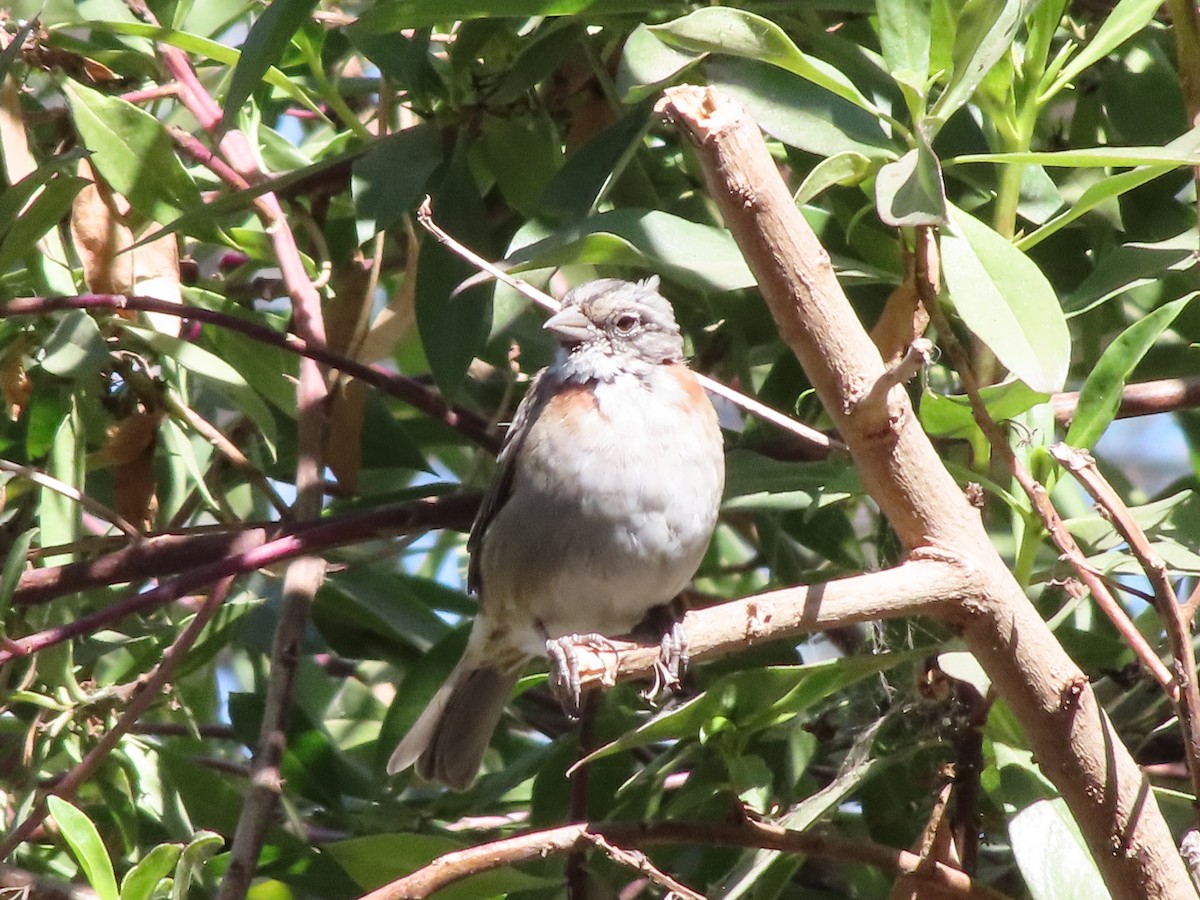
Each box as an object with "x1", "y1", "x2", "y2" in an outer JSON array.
[
  {"x1": 359, "y1": 819, "x2": 1011, "y2": 900},
  {"x1": 119, "y1": 83, "x2": 179, "y2": 105},
  {"x1": 13, "y1": 493, "x2": 480, "y2": 608},
  {"x1": 0, "y1": 295, "x2": 499, "y2": 453},
  {"x1": 415, "y1": 198, "x2": 845, "y2": 456},
  {"x1": 1, "y1": 493, "x2": 479, "y2": 664},
  {"x1": 0, "y1": 576, "x2": 235, "y2": 858},
  {"x1": 0, "y1": 458, "x2": 142, "y2": 540},
  {"x1": 581, "y1": 832, "x2": 704, "y2": 900},
  {"x1": 1050, "y1": 442, "x2": 1200, "y2": 824}
]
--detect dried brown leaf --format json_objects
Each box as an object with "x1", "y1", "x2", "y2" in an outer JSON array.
[
  {"x1": 71, "y1": 158, "x2": 135, "y2": 295},
  {"x1": 100, "y1": 410, "x2": 160, "y2": 467},
  {"x1": 1, "y1": 358, "x2": 31, "y2": 421}
]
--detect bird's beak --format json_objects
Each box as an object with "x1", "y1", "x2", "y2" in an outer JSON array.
[{"x1": 543, "y1": 306, "x2": 593, "y2": 344}]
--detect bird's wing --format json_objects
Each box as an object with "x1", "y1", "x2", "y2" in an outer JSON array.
[{"x1": 466, "y1": 366, "x2": 557, "y2": 596}]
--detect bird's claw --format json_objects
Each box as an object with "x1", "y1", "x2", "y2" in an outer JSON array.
[
  {"x1": 641, "y1": 617, "x2": 689, "y2": 704},
  {"x1": 546, "y1": 633, "x2": 620, "y2": 719}
]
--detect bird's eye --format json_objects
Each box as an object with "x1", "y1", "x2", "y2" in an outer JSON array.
[{"x1": 614, "y1": 314, "x2": 639, "y2": 334}]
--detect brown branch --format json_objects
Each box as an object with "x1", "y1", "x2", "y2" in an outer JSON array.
[
  {"x1": 656, "y1": 85, "x2": 1194, "y2": 899},
  {"x1": 1053, "y1": 376, "x2": 1200, "y2": 425},
  {"x1": 13, "y1": 493, "x2": 479, "y2": 607},
  {"x1": 1050, "y1": 442, "x2": 1200, "y2": 823},
  {"x1": 0, "y1": 295, "x2": 500, "y2": 453},
  {"x1": 565, "y1": 558, "x2": 967, "y2": 692},
  {"x1": 0, "y1": 577, "x2": 235, "y2": 858},
  {"x1": 360, "y1": 820, "x2": 1011, "y2": 900}
]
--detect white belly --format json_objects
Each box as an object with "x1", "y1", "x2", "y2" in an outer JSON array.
[{"x1": 477, "y1": 368, "x2": 724, "y2": 657}]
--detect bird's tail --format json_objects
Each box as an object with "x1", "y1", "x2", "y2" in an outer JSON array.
[{"x1": 386, "y1": 660, "x2": 521, "y2": 790}]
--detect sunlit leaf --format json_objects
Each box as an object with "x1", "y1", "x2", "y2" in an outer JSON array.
[
  {"x1": 37, "y1": 310, "x2": 109, "y2": 380},
  {"x1": 119, "y1": 843, "x2": 182, "y2": 900},
  {"x1": 1010, "y1": 799, "x2": 1111, "y2": 900},
  {"x1": 941, "y1": 204, "x2": 1070, "y2": 393},
  {"x1": 651, "y1": 8, "x2": 878, "y2": 113},
  {"x1": 503, "y1": 208, "x2": 755, "y2": 291},
  {"x1": 1065, "y1": 295, "x2": 1195, "y2": 450},
  {"x1": 62, "y1": 82, "x2": 205, "y2": 229},
  {"x1": 224, "y1": 0, "x2": 321, "y2": 128},
  {"x1": 47, "y1": 796, "x2": 119, "y2": 900}
]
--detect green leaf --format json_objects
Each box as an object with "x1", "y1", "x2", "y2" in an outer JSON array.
[
  {"x1": 223, "y1": 0, "x2": 321, "y2": 129},
  {"x1": 0, "y1": 528, "x2": 36, "y2": 623},
  {"x1": 0, "y1": 174, "x2": 88, "y2": 273},
  {"x1": 1016, "y1": 165, "x2": 1173, "y2": 251},
  {"x1": 921, "y1": 379, "x2": 1049, "y2": 438},
  {"x1": 616, "y1": 24, "x2": 703, "y2": 102},
  {"x1": 722, "y1": 450, "x2": 861, "y2": 510},
  {"x1": 1064, "y1": 491, "x2": 1197, "y2": 554},
  {"x1": 1010, "y1": 799, "x2": 1111, "y2": 900},
  {"x1": 794, "y1": 151, "x2": 875, "y2": 205},
  {"x1": 351, "y1": 124, "x2": 444, "y2": 244},
  {"x1": 503, "y1": 208, "x2": 754, "y2": 292},
  {"x1": 949, "y1": 147, "x2": 1200, "y2": 168},
  {"x1": 475, "y1": 114, "x2": 563, "y2": 218},
  {"x1": 47, "y1": 796, "x2": 119, "y2": 900},
  {"x1": 171, "y1": 831, "x2": 222, "y2": 900},
  {"x1": 38, "y1": 311, "x2": 109, "y2": 379},
  {"x1": 75, "y1": 21, "x2": 323, "y2": 118},
  {"x1": 941, "y1": 204, "x2": 1070, "y2": 393},
  {"x1": 540, "y1": 104, "x2": 651, "y2": 221},
  {"x1": 703, "y1": 58, "x2": 897, "y2": 159},
  {"x1": 929, "y1": 0, "x2": 1022, "y2": 129},
  {"x1": 715, "y1": 728, "x2": 881, "y2": 897},
  {"x1": 119, "y1": 843, "x2": 182, "y2": 900},
  {"x1": 874, "y1": 141, "x2": 946, "y2": 226},
  {"x1": 416, "y1": 145, "x2": 492, "y2": 398},
  {"x1": 160, "y1": 418, "x2": 222, "y2": 514},
  {"x1": 878, "y1": 0, "x2": 932, "y2": 95},
  {"x1": 578, "y1": 651, "x2": 923, "y2": 766},
  {"x1": 123, "y1": 326, "x2": 278, "y2": 447},
  {"x1": 1013, "y1": 127, "x2": 1200, "y2": 249},
  {"x1": 62, "y1": 81, "x2": 205, "y2": 229},
  {"x1": 0, "y1": 16, "x2": 38, "y2": 85},
  {"x1": 1065, "y1": 295, "x2": 1194, "y2": 450},
  {"x1": 1064, "y1": 233, "x2": 1198, "y2": 317},
  {"x1": 0, "y1": 149, "x2": 86, "y2": 241},
  {"x1": 327, "y1": 833, "x2": 556, "y2": 899},
  {"x1": 1041, "y1": 0, "x2": 1163, "y2": 102},
  {"x1": 315, "y1": 568, "x2": 453, "y2": 659},
  {"x1": 351, "y1": 0, "x2": 674, "y2": 33},
  {"x1": 651, "y1": 8, "x2": 878, "y2": 114}
]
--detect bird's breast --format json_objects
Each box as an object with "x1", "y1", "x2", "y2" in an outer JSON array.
[{"x1": 477, "y1": 366, "x2": 724, "y2": 653}]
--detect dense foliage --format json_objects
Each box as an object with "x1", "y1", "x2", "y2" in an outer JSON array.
[{"x1": 2, "y1": 1, "x2": 1199, "y2": 898}]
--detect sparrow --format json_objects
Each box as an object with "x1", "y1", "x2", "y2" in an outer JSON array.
[{"x1": 387, "y1": 276, "x2": 725, "y2": 789}]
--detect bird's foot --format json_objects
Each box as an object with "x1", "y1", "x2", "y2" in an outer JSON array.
[
  {"x1": 637, "y1": 602, "x2": 690, "y2": 705},
  {"x1": 546, "y1": 632, "x2": 621, "y2": 719}
]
